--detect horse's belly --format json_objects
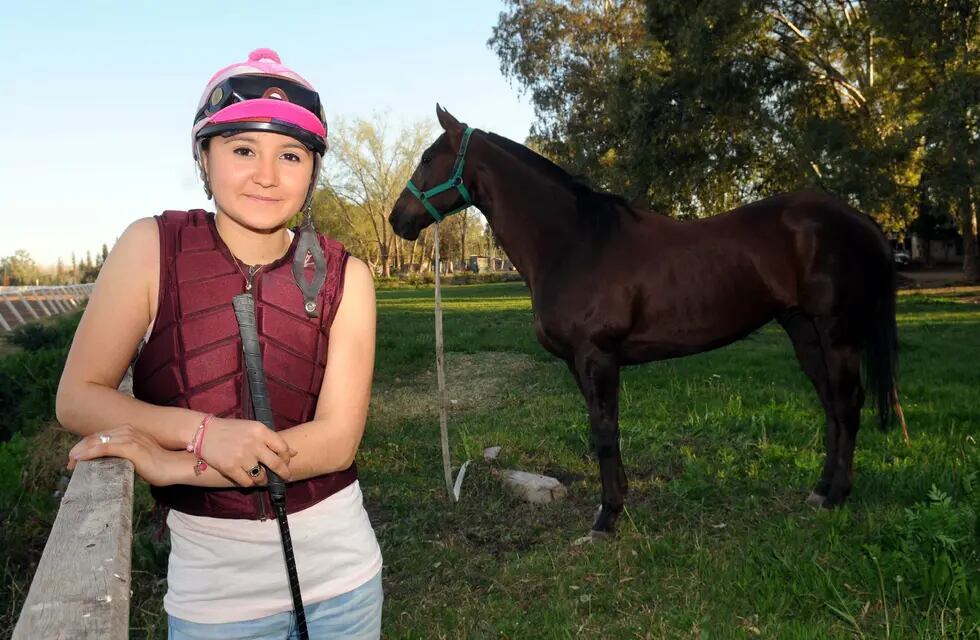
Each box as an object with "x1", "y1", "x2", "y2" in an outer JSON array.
[
  {"x1": 618, "y1": 335, "x2": 737, "y2": 363},
  {"x1": 618, "y1": 312, "x2": 771, "y2": 364}
]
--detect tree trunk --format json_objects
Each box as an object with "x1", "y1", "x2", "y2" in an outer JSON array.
[
  {"x1": 427, "y1": 234, "x2": 436, "y2": 273},
  {"x1": 379, "y1": 242, "x2": 391, "y2": 278},
  {"x1": 964, "y1": 187, "x2": 979, "y2": 282}
]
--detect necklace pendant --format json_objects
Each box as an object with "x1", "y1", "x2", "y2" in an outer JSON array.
[{"x1": 245, "y1": 282, "x2": 252, "y2": 292}]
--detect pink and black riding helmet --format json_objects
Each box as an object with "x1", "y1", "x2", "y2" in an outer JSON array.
[
  {"x1": 192, "y1": 48, "x2": 329, "y2": 318},
  {"x1": 192, "y1": 48, "x2": 328, "y2": 207}
]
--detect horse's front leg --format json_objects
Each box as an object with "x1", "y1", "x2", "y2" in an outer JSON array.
[{"x1": 572, "y1": 349, "x2": 627, "y2": 537}]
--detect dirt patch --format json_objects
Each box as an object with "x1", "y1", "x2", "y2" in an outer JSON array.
[
  {"x1": 371, "y1": 352, "x2": 540, "y2": 424},
  {"x1": 897, "y1": 268, "x2": 976, "y2": 289},
  {"x1": 898, "y1": 284, "x2": 980, "y2": 302}
]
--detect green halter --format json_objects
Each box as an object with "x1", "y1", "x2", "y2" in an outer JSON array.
[{"x1": 406, "y1": 126, "x2": 474, "y2": 222}]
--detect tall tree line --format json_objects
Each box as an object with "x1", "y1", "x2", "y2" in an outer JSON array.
[
  {"x1": 0, "y1": 243, "x2": 109, "y2": 286},
  {"x1": 489, "y1": 0, "x2": 979, "y2": 279}
]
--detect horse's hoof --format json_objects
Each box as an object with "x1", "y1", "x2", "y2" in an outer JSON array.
[{"x1": 805, "y1": 491, "x2": 828, "y2": 510}]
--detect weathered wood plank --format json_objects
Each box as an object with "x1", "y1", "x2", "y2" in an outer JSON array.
[
  {"x1": 11, "y1": 458, "x2": 135, "y2": 639},
  {"x1": 12, "y1": 370, "x2": 136, "y2": 639}
]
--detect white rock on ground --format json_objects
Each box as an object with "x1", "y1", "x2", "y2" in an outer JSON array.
[
  {"x1": 501, "y1": 469, "x2": 567, "y2": 504},
  {"x1": 483, "y1": 446, "x2": 502, "y2": 461}
]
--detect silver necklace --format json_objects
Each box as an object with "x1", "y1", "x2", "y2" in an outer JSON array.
[
  {"x1": 215, "y1": 219, "x2": 289, "y2": 292},
  {"x1": 233, "y1": 260, "x2": 263, "y2": 291}
]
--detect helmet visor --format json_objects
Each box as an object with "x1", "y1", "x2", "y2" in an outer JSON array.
[{"x1": 194, "y1": 74, "x2": 326, "y2": 152}]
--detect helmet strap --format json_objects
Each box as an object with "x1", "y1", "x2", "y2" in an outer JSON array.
[
  {"x1": 198, "y1": 162, "x2": 213, "y2": 200},
  {"x1": 196, "y1": 144, "x2": 213, "y2": 200},
  {"x1": 292, "y1": 155, "x2": 327, "y2": 318}
]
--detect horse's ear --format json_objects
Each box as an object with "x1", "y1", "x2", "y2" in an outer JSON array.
[{"x1": 436, "y1": 104, "x2": 462, "y2": 134}]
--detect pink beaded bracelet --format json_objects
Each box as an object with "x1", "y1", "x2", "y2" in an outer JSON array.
[{"x1": 188, "y1": 413, "x2": 214, "y2": 476}]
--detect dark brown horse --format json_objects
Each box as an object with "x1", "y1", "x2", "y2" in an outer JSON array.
[{"x1": 390, "y1": 105, "x2": 905, "y2": 537}]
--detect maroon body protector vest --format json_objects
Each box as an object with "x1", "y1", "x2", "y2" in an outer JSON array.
[{"x1": 132, "y1": 210, "x2": 356, "y2": 522}]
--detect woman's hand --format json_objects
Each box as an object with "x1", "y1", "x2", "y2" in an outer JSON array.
[
  {"x1": 191, "y1": 417, "x2": 298, "y2": 487},
  {"x1": 67, "y1": 425, "x2": 177, "y2": 486}
]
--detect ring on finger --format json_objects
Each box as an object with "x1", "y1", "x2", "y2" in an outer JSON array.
[
  {"x1": 98, "y1": 434, "x2": 111, "y2": 444},
  {"x1": 248, "y1": 464, "x2": 262, "y2": 478}
]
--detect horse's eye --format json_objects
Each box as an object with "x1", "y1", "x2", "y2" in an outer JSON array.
[{"x1": 421, "y1": 156, "x2": 431, "y2": 165}]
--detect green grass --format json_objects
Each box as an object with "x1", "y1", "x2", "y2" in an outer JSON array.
[
  {"x1": 3, "y1": 283, "x2": 977, "y2": 638},
  {"x1": 360, "y1": 282, "x2": 978, "y2": 639},
  {"x1": 0, "y1": 341, "x2": 22, "y2": 359}
]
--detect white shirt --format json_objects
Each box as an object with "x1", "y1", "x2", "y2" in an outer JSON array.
[{"x1": 164, "y1": 481, "x2": 383, "y2": 623}]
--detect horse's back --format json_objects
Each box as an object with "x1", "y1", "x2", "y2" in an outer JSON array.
[
  {"x1": 619, "y1": 190, "x2": 890, "y2": 359},
  {"x1": 673, "y1": 189, "x2": 892, "y2": 291},
  {"x1": 532, "y1": 189, "x2": 892, "y2": 363}
]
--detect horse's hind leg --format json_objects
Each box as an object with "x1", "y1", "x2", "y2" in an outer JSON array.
[
  {"x1": 778, "y1": 309, "x2": 839, "y2": 505},
  {"x1": 821, "y1": 344, "x2": 863, "y2": 506},
  {"x1": 571, "y1": 348, "x2": 627, "y2": 536},
  {"x1": 780, "y1": 309, "x2": 865, "y2": 508}
]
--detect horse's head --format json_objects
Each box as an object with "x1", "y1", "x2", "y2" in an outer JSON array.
[{"x1": 389, "y1": 104, "x2": 474, "y2": 240}]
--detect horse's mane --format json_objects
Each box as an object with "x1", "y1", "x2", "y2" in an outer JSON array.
[{"x1": 484, "y1": 132, "x2": 641, "y2": 228}]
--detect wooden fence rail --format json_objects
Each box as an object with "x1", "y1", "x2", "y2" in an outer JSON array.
[{"x1": 12, "y1": 371, "x2": 136, "y2": 639}]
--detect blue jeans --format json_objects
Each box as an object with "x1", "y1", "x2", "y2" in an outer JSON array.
[{"x1": 167, "y1": 570, "x2": 383, "y2": 639}]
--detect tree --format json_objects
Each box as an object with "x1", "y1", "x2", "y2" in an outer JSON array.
[
  {"x1": 435, "y1": 208, "x2": 488, "y2": 270},
  {"x1": 490, "y1": 1, "x2": 655, "y2": 203},
  {"x1": 317, "y1": 115, "x2": 434, "y2": 277},
  {"x1": 79, "y1": 249, "x2": 100, "y2": 283},
  {"x1": 97, "y1": 243, "x2": 109, "y2": 268},
  {"x1": 490, "y1": 0, "x2": 980, "y2": 278},
  {"x1": 873, "y1": 0, "x2": 980, "y2": 279},
  {"x1": 0, "y1": 250, "x2": 40, "y2": 286}
]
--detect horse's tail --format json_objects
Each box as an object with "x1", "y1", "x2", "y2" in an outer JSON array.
[{"x1": 864, "y1": 261, "x2": 908, "y2": 443}]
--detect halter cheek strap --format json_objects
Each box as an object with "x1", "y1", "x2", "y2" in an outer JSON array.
[{"x1": 406, "y1": 126, "x2": 474, "y2": 221}]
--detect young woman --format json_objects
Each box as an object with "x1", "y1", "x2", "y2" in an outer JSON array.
[{"x1": 56, "y1": 48, "x2": 383, "y2": 639}]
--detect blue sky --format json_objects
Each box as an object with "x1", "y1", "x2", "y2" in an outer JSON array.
[{"x1": 0, "y1": 1, "x2": 534, "y2": 267}]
